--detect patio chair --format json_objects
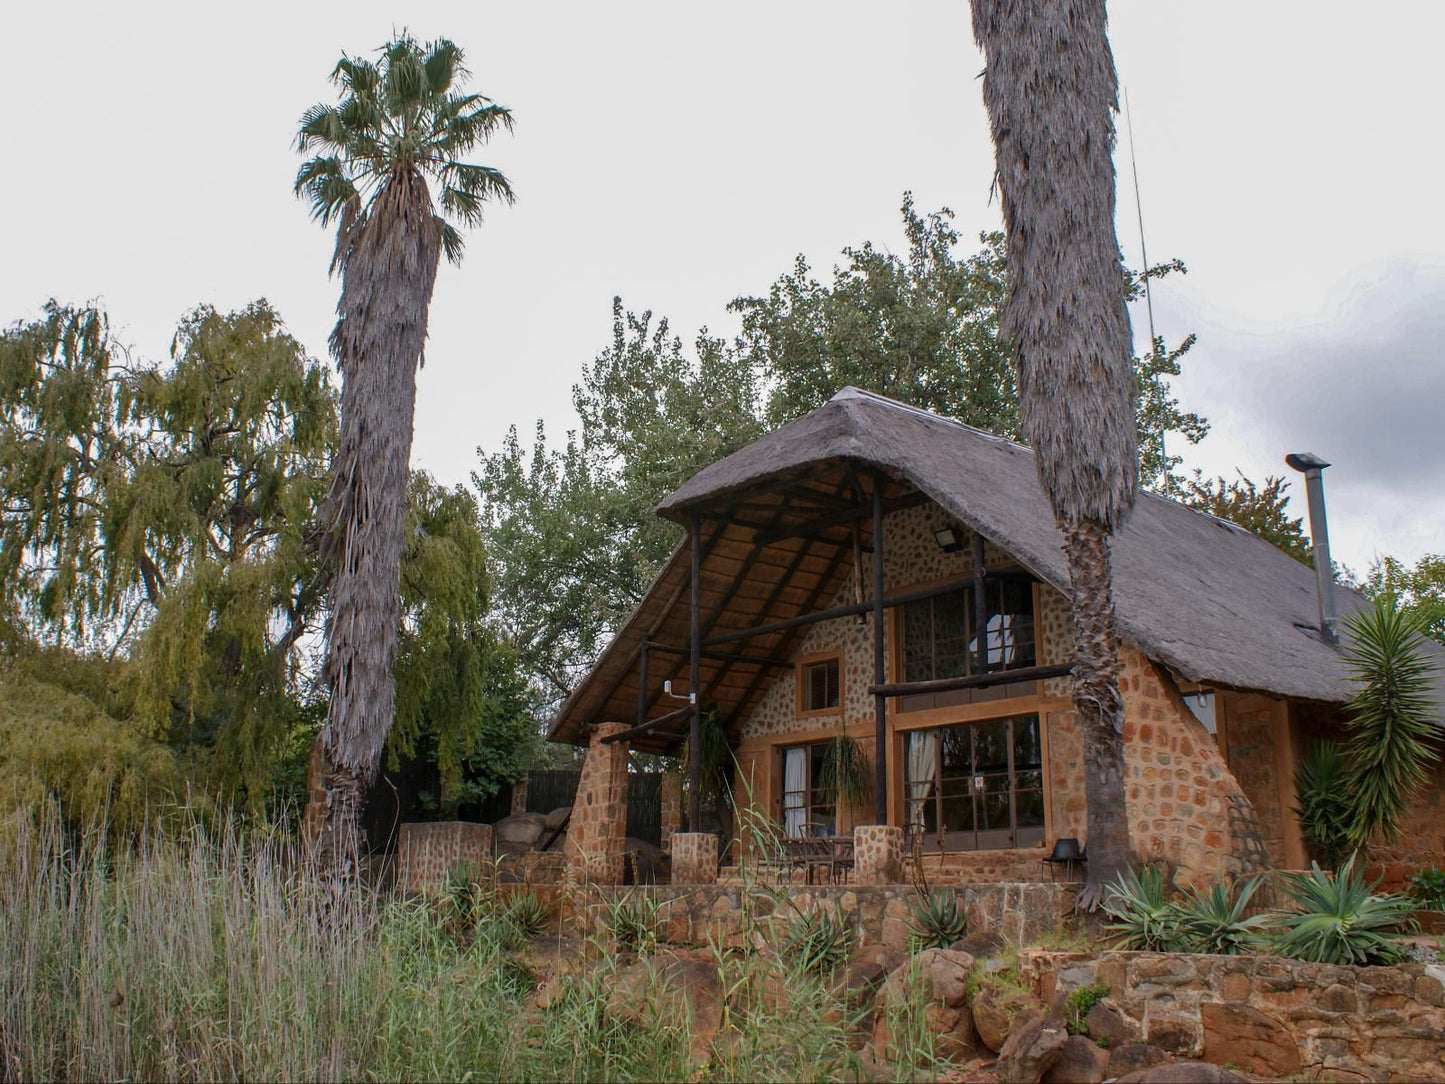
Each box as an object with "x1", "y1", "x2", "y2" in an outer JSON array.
[{"x1": 1041, "y1": 837, "x2": 1086, "y2": 882}]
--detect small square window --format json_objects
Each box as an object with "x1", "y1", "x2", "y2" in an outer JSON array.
[{"x1": 800, "y1": 657, "x2": 841, "y2": 713}]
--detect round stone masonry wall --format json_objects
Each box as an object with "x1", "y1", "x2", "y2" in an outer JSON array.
[
  {"x1": 671, "y1": 832, "x2": 719, "y2": 884},
  {"x1": 854, "y1": 824, "x2": 903, "y2": 884}
]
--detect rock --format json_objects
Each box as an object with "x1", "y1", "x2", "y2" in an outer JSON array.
[
  {"x1": 983, "y1": 956, "x2": 1013, "y2": 975},
  {"x1": 871, "y1": 994, "x2": 976, "y2": 1065},
  {"x1": 493, "y1": 813, "x2": 545, "y2": 852},
  {"x1": 919, "y1": 947, "x2": 975, "y2": 1008},
  {"x1": 542, "y1": 806, "x2": 571, "y2": 832},
  {"x1": 607, "y1": 952, "x2": 722, "y2": 1045},
  {"x1": 996, "y1": 1011, "x2": 1066, "y2": 1084},
  {"x1": 625, "y1": 837, "x2": 669, "y2": 883},
  {"x1": 1143, "y1": 1007, "x2": 1203, "y2": 1057},
  {"x1": 1108, "y1": 1042, "x2": 1173, "y2": 1078},
  {"x1": 1040, "y1": 1034, "x2": 1107, "y2": 1084},
  {"x1": 1199, "y1": 1002, "x2": 1301, "y2": 1078},
  {"x1": 1082, "y1": 1000, "x2": 1136, "y2": 1047},
  {"x1": 840, "y1": 958, "x2": 889, "y2": 1003},
  {"x1": 955, "y1": 930, "x2": 1005, "y2": 957},
  {"x1": 972, "y1": 985, "x2": 1044, "y2": 1053},
  {"x1": 1115, "y1": 1062, "x2": 1246, "y2": 1084}
]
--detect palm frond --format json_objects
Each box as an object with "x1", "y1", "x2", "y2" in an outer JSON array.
[
  {"x1": 423, "y1": 39, "x2": 466, "y2": 95},
  {"x1": 331, "y1": 55, "x2": 379, "y2": 94},
  {"x1": 1341, "y1": 596, "x2": 1442, "y2": 847},
  {"x1": 293, "y1": 157, "x2": 357, "y2": 224},
  {"x1": 439, "y1": 222, "x2": 466, "y2": 266}
]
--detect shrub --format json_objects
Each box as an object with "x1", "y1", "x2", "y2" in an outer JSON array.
[
  {"x1": 907, "y1": 889, "x2": 967, "y2": 951},
  {"x1": 1171, "y1": 876, "x2": 1271, "y2": 955},
  {"x1": 1409, "y1": 866, "x2": 1445, "y2": 910},
  {"x1": 1102, "y1": 864, "x2": 1181, "y2": 951},
  {"x1": 504, "y1": 891, "x2": 550, "y2": 941},
  {"x1": 1273, "y1": 853, "x2": 1417, "y2": 965},
  {"x1": 1064, "y1": 981, "x2": 1110, "y2": 1035},
  {"x1": 603, "y1": 891, "x2": 660, "y2": 954},
  {"x1": 1292, "y1": 743, "x2": 1354, "y2": 868},
  {"x1": 783, "y1": 906, "x2": 855, "y2": 974}
]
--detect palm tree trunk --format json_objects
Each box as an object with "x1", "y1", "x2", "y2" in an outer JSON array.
[
  {"x1": 307, "y1": 171, "x2": 442, "y2": 871},
  {"x1": 969, "y1": 0, "x2": 1140, "y2": 905},
  {"x1": 1065, "y1": 518, "x2": 1131, "y2": 902}
]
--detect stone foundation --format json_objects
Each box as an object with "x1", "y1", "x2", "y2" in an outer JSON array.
[
  {"x1": 565, "y1": 722, "x2": 630, "y2": 886},
  {"x1": 671, "y1": 832, "x2": 719, "y2": 884},
  {"x1": 854, "y1": 824, "x2": 903, "y2": 885},
  {"x1": 397, "y1": 821, "x2": 493, "y2": 895},
  {"x1": 1020, "y1": 949, "x2": 1445, "y2": 1082}
]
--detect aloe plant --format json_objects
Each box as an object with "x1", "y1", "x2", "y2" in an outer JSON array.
[
  {"x1": 907, "y1": 889, "x2": 968, "y2": 951},
  {"x1": 1101, "y1": 864, "x2": 1181, "y2": 951},
  {"x1": 1273, "y1": 853, "x2": 1416, "y2": 965},
  {"x1": 1170, "y1": 877, "x2": 1271, "y2": 955}
]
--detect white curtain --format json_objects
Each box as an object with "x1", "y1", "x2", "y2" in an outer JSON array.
[
  {"x1": 906, "y1": 730, "x2": 939, "y2": 831},
  {"x1": 783, "y1": 747, "x2": 807, "y2": 838}
]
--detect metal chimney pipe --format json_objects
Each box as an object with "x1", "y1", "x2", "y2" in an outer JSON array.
[{"x1": 1285, "y1": 452, "x2": 1339, "y2": 645}]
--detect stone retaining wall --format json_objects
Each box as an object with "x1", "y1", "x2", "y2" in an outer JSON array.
[
  {"x1": 1018, "y1": 949, "x2": 1445, "y2": 1082},
  {"x1": 546, "y1": 882, "x2": 1069, "y2": 952}
]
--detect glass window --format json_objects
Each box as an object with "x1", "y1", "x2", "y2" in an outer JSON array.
[
  {"x1": 904, "y1": 714, "x2": 1045, "y2": 851},
  {"x1": 900, "y1": 580, "x2": 1037, "y2": 711},
  {"x1": 800, "y1": 657, "x2": 841, "y2": 713},
  {"x1": 781, "y1": 743, "x2": 837, "y2": 838}
]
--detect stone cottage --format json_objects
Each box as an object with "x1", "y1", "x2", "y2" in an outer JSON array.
[{"x1": 549, "y1": 387, "x2": 1445, "y2": 887}]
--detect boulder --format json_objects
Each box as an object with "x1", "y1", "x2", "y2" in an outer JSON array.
[
  {"x1": 1082, "y1": 1000, "x2": 1136, "y2": 1047},
  {"x1": 607, "y1": 952, "x2": 722, "y2": 1046},
  {"x1": 972, "y1": 985, "x2": 1045, "y2": 1053},
  {"x1": 870, "y1": 993, "x2": 976, "y2": 1064},
  {"x1": 1199, "y1": 1002, "x2": 1301, "y2": 1078},
  {"x1": 1040, "y1": 1034, "x2": 1107, "y2": 1084},
  {"x1": 996, "y1": 1011, "x2": 1066, "y2": 1084},
  {"x1": 918, "y1": 947, "x2": 975, "y2": 1008},
  {"x1": 625, "y1": 837, "x2": 669, "y2": 884},
  {"x1": 954, "y1": 930, "x2": 1005, "y2": 957},
  {"x1": 542, "y1": 806, "x2": 571, "y2": 832},
  {"x1": 493, "y1": 812, "x2": 545, "y2": 853},
  {"x1": 1107, "y1": 1043, "x2": 1174, "y2": 1079},
  {"x1": 1115, "y1": 1062, "x2": 1246, "y2": 1084}
]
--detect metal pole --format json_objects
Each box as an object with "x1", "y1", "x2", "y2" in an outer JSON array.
[
  {"x1": 872, "y1": 481, "x2": 887, "y2": 826},
  {"x1": 689, "y1": 514, "x2": 703, "y2": 831},
  {"x1": 1285, "y1": 453, "x2": 1338, "y2": 645}
]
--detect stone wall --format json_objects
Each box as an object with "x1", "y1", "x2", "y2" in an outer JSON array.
[
  {"x1": 1047, "y1": 646, "x2": 1269, "y2": 887},
  {"x1": 397, "y1": 821, "x2": 493, "y2": 895},
  {"x1": 560, "y1": 882, "x2": 1069, "y2": 953},
  {"x1": 910, "y1": 846, "x2": 1051, "y2": 884},
  {"x1": 1019, "y1": 949, "x2": 1445, "y2": 1083},
  {"x1": 1221, "y1": 690, "x2": 1294, "y2": 867}
]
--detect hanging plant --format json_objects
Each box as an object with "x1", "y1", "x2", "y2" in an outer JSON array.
[{"x1": 816, "y1": 728, "x2": 874, "y2": 819}]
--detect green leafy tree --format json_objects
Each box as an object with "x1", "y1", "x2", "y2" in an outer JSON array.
[
  {"x1": 294, "y1": 34, "x2": 515, "y2": 863},
  {"x1": 1178, "y1": 471, "x2": 1312, "y2": 562},
  {"x1": 1362, "y1": 553, "x2": 1445, "y2": 644}
]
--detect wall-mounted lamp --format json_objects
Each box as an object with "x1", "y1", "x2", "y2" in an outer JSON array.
[{"x1": 934, "y1": 527, "x2": 965, "y2": 554}]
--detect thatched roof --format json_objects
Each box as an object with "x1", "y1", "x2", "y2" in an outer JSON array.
[{"x1": 550, "y1": 387, "x2": 1445, "y2": 747}]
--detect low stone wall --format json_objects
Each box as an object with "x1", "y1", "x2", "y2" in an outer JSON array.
[
  {"x1": 397, "y1": 821, "x2": 493, "y2": 895},
  {"x1": 909, "y1": 846, "x2": 1052, "y2": 884},
  {"x1": 1018, "y1": 949, "x2": 1445, "y2": 1082},
  {"x1": 554, "y1": 882, "x2": 1069, "y2": 952}
]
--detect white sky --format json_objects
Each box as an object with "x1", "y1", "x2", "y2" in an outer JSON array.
[{"x1": 3, "y1": 1, "x2": 1442, "y2": 573}]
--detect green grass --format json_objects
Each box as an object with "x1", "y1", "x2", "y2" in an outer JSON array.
[{"x1": 1, "y1": 808, "x2": 939, "y2": 1082}]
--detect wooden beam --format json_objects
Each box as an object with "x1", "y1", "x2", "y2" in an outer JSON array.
[
  {"x1": 871, "y1": 477, "x2": 887, "y2": 825},
  {"x1": 645, "y1": 643, "x2": 793, "y2": 670},
  {"x1": 868, "y1": 663, "x2": 1072, "y2": 699},
  {"x1": 601, "y1": 704, "x2": 693, "y2": 745},
  {"x1": 751, "y1": 490, "x2": 931, "y2": 547},
  {"x1": 688, "y1": 514, "x2": 702, "y2": 830}
]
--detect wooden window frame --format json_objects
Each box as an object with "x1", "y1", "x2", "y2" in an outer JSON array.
[
  {"x1": 779, "y1": 740, "x2": 839, "y2": 837},
  {"x1": 795, "y1": 650, "x2": 844, "y2": 720}
]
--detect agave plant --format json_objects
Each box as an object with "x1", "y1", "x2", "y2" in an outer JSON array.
[
  {"x1": 1170, "y1": 876, "x2": 1271, "y2": 955},
  {"x1": 907, "y1": 889, "x2": 968, "y2": 951},
  {"x1": 504, "y1": 891, "x2": 550, "y2": 941},
  {"x1": 1101, "y1": 863, "x2": 1180, "y2": 951},
  {"x1": 1292, "y1": 743, "x2": 1355, "y2": 869},
  {"x1": 1273, "y1": 853, "x2": 1417, "y2": 965},
  {"x1": 784, "y1": 906, "x2": 856, "y2": 975}
]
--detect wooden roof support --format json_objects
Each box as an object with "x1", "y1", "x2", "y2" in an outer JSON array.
[
  {"x1": 644, "y1": 642, "x2": 793, "y2": 670},
  {"x1": 751, "y1": 489, "x2": 931, "y2": 547},
  {"x1": 871, "y1": 476, "x2": 887, "y2": 825},
  {"x1": 688, "y1": 514, "x2": 702, "y2": 830},
  {"x1": 869, "y1": 663, "x2": 1072, "y2": 698},
  {"x1": 601, "y1": 703, "x2": 693, "y2": 745}
]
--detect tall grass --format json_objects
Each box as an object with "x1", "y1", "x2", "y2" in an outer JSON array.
[{"x1": 1, "y1": 808, "x2": 936, "y2": 1082}]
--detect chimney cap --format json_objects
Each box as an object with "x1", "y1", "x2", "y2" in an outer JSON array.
[{"x1": 1285, "y1": 452, "x2": 1331, "y2": 473}]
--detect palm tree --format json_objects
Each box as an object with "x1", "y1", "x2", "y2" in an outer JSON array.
[
  {"x1": 295, "y1": 35, "x2": 514, "y2": 866},
  {"x1": 969, "y1": 0, "x2": 1138, "y2": 905}
]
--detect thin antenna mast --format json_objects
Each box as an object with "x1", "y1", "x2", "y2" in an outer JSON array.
[{"x1": 1125, "y1": 88, "x2": 1166, "y2": 474}]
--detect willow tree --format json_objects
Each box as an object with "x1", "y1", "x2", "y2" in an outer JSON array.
[
  {"x1": 970, "y1": 0, "x2": 1138, "y2": 903},
  {"x1": 295, "y1": 35, "x2": 514, "y2": 863}
]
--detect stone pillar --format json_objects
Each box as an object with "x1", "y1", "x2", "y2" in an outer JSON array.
[
  {"x1": 659, "y1": 771, "x2": 683, "y2": 852},
  {"x1": 565, "y1": 722, "x2": 630, "y2": 886},
  {"x1": 854, "y1": 825, "x2": 904, "y2": 885},
  {"x1": 509, "y1": 778, "x2": 529, "y2": 818},
  {"x1": 671, "y1": 832, "x2": 719, "y2": 885}
]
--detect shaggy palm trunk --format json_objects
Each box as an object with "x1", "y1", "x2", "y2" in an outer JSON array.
[
  {"x1": 970, "y1": 0, "x2": 1139, "y2": 905},
  {"x1": 308, "y1": 170, "x2": 442, "y2": 870}
]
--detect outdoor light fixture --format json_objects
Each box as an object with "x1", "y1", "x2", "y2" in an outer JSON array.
[
  {"x1": 934, "y1": 527, "x2": 964, "y2": 553},
  {"x1": 1285, "y1": 452, "x2": 1339, "y2": 645}
]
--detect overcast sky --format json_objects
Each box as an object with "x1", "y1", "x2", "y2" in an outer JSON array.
[{"x1": 3, "y1": 1, "x2": 1441, "y2": 572}]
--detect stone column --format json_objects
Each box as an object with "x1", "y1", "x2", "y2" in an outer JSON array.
[
  {"x1": 854, "y1": 824, "x2": 903, "y2": 885},
  {"x1": 565, "y1": 722, "x2": 630, "y2": 886},
  {"x1": 671, "y1": 832, "x2": 719, "y2": 885},
  {"x1": 659, "y1": 771, "x2": 683, "y2": 852}
]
